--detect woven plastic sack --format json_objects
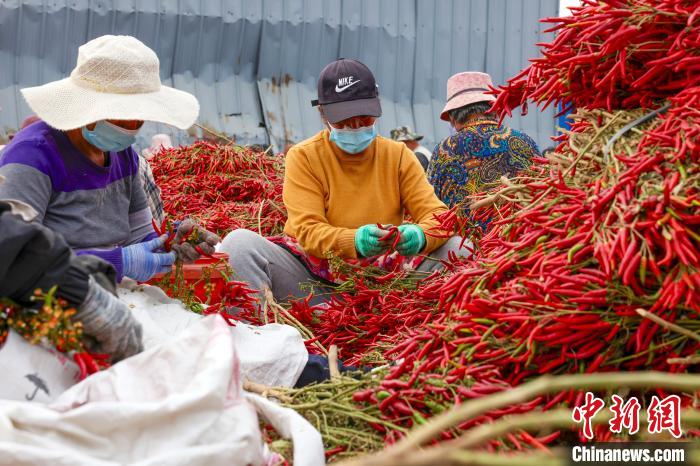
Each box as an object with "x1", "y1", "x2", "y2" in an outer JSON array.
[{"x1": 0, "y1": 315, "x2": 324, "y2": 466}]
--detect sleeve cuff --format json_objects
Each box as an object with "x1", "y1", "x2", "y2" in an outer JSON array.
[
  {"x1": 422, "y1": 230, "x2": 449, "y2": 255},
  {"x1": 75, "y1": 247, "x2": 124, "y2": 282},
  {"x1": 337, "y1": 229, "x2": 358, "y2": 259},
  {"x1": 142, "y1": 231, "x2": 158, "y2": 242}
]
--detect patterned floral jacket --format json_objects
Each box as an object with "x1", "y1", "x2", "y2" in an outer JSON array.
[{"x1": 427, "y1": 120, "x2": 540, "y2": 220}]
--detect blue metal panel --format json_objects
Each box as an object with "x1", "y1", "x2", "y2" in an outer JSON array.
[
  {"x1": 257, "y1": 0, "x2": 342, "y2": 149},
  {"x1": 0, "y1": 0, "x2": 268, "y2": 149},
  {"x1": 414, "y1": 0, "x2": 493, "y2": 151},
  {"x1": 0, "y1": 0, "x2": 557, "y2": 153},
  {"x1": 336, "y1": 0, "x2": 416, "y2": 139}
]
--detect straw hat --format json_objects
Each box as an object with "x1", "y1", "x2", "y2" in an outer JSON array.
[
  {"x1": 21, "y1": 35, "x2": 199, "y2": 131},
  {"x1": 440, "y1": 72, "x2": 496, "y2": 121}
]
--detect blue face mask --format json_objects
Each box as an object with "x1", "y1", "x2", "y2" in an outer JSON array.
[
  {"x1": 82, "y1": 120, "x2": 139, "y2": 152},
  {"x1": 329, "y1": 124, "x2": 377, "y2": 154}
]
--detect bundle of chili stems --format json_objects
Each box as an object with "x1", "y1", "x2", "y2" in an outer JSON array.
[
  {"x1": 0, "y1": 287, "x2": 109, "y2": 380},
  {"x1": 151, "y1": 140, "x2": 286, "y2": 236},
  {"x1": 227, "y1": 0, "x2": 700, "y2": 462}
]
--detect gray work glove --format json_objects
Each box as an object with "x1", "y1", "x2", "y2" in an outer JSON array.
[
  {"x1": 75, "y1": 276, "x2": 143, "y2": 362},
  {"x1": 171, "y1": 218, "x2": 221, "y2": 263}
]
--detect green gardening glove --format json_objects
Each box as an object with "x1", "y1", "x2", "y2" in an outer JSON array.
[
  {"x1": 396, "y1": 224, "x2": 426, "y2": 256},
  {"x1": 355, "y1": 224, "x2": 390, "y2": 257}
]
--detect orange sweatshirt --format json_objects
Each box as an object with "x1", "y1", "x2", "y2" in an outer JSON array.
[{"x1": 282, "y1": 129, "x2": 449, "y2": 259}]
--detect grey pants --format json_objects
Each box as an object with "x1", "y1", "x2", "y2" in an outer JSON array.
[{"x1": 219, "y1": 229, "x2": 470, "y2": 309}]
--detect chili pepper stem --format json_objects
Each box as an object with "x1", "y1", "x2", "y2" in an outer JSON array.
[
  {"x1": 243, "y1": 379, "x2": 293, "y2": 403},
  {"x1": 334, "y1": 372, "x2": 700, "y2": 466},
  {"x1": 635, "y1": 308, "x2": 700, "y2": 343},
  {"x1": 329, "y1": 345, "x2": 341, "y2": 380},
  {"x1": 339, "y1": 408, "x2": 700, "y2": 466}
]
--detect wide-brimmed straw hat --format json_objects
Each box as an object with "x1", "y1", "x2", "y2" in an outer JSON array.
[
  {"x1": 440, "y1": 72, "x2": 496, "y2": 121},
  {"x1": 21, "y1": 35, "x2": 199, "y2": 131}
]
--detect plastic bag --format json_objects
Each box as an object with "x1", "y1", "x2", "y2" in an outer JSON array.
[
  {"x1": 0, "y1": 315, "x2": 324, "y2": 466},
  {"x1": 0, "y1": 330, "x2": 79, "y2": 403},
  {"x1": 118, "y1": 280, "x2": 308, "y2": 387}
]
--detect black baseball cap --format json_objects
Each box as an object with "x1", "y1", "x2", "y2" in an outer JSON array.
[{"x1": 311, "y1": 58, "x2": 382, "y2": 124}]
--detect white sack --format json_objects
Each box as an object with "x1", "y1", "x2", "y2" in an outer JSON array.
[
  {"x1": 0, "y1": 331, "x2": 79, "y2": 403},
  {"x1": 118, "y1": 281, "x2": 308, "y2": 388},
  {"x1": 0, "y1": 315, "x2": 324, "y2": 466}
]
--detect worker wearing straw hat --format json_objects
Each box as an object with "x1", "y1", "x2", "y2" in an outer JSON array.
[
  {"x1": 428, "y1": 72, "x2": 540, "y2": 222},
  {"x1": 0, "y1": 35, "x2": 219, "y2": 283}
]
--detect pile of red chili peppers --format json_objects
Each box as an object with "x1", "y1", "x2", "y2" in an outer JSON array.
[
  {"x1": 149, "y1": 0, "x2": 699, "y2": 456},
  {"x1": 203, "y1": 279, "x2": 260, "y2": 324},
  {"x1": 151, "y1": 141, "x2": 286, "y2": 236},
  {"x1": 238, "y1": 0, "x2": 700, "y2": 452},
  {"x1": 490, "y1": 0, "x2": 700, "y2": 117}
]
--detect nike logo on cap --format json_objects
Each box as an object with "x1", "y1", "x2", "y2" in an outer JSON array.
[{"x1": 335, "y1": 78, "x2": 361, "y2": 93}]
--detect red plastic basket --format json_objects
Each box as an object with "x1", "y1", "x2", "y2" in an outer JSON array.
[{"x1": 148, "y1": 252, "x2": 230, "y2": 304}]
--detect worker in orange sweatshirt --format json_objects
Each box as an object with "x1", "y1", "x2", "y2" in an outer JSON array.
[{"x1": 220, "y1": 59, "x2": 470, "y2": 310}]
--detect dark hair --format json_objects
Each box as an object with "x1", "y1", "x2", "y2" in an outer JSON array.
[{"x1": 448, "y1": 101, "x2": 492, "y2": 125}]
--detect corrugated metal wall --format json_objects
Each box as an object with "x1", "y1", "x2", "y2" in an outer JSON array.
[{"x1": 0, "y1": 0, "x2": 558, "y2": 152}]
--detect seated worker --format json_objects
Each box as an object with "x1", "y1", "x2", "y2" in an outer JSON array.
[
  {"x1": 0, "y1": 176, "x2": 142, "y2": 362},
  {"x1": 427, "y1": 72, "x2": 540, "y2": 221},
  {"x1": 0, "y1": 35, "x2": 219, "y2": 283},
  {"x1": 390, "y1": 126, "x2": 431, "y2": 171},
  {"x1": 220, "y1": 58, "x2": 470, "y2": 309}
]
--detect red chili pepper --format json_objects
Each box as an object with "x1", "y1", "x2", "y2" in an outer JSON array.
[
  {"x1": 193, "y1": 245, "x2": 214, "y2": 259},
  {"x1": 325, "y1": 446, "x2": 347, "y2": 458},
  {"x1": 73, "y1": 353, "x2": 88, "y2": 380}
]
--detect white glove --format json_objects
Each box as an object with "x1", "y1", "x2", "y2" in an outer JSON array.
[{"x1": 75, "y1": 276, "x2": 143, "y2": 362}]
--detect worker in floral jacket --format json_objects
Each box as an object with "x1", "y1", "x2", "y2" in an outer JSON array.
[
  {"x1": 428, "y1": 72, "x2": 540, "y2": 222},
  {"x1": 221, "y1": 59, "x2": 470, "y2": 309}
]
